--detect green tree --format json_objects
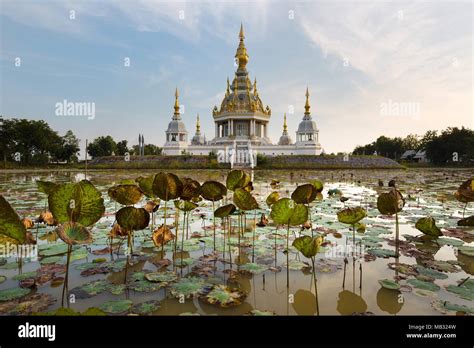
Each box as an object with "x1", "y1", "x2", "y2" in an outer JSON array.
[
  {"x1": 425, "y1": 127, "x2": 474, "y2": 165},
  {"x1": 87, "y1": 136, "x2": 117, "y2": 158},
  {"x1": 116, "y1": 140, "x2": 129, "y2": 156},
  {"x1": 59, "y1": 130, "x2": 80, "y2": 163}
]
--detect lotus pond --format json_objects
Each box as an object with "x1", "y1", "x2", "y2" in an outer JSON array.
[{"x1": 0, "y1": 168, "x2": 473, "y2": 316}]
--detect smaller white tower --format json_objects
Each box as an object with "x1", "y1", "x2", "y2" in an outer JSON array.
[
  {"x1": 163, "y1": 88, "x2": 189, "y2": 155},
  {"x1": 295, "y1": 88, "x2": 322, "y2": 154}
]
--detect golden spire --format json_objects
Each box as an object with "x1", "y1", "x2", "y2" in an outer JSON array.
[
  {"x1": 235, "y1": 23, "x2": 249, "y2": 70},
  {"x1": 196, "y1": 114, "x2": 200, "y2": 133},
  {"x1": 253, "y1": 77, "x2": 258, "y2": 95},
  {"x1": 226, "y1": 77, "x2": 230, "y2": 96},
  {"x1": 283, "y1": 113, "x2": 288, "y2": 132},
  {"x1": 174, "y1": 87, "x2": 180, "y2": 118},
  {"x1": 304, "y1": 87, "x2": 311, "y2": 116}
]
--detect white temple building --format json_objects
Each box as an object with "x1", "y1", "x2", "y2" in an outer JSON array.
[{"x1": 163, "y1": 25, "x2": 322, "y2": 164}]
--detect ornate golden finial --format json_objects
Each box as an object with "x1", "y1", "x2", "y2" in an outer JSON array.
[
  {"x1": 226, "y1": 77, "x2": 230, "y2": 96},
  {"x1": 283, "y1": 113, "x2": 288, "y2": 132},
  {"x1": 174, "y1": 87, "x2": 180, "y2": 117},
  {"x1": 196, "y1": 114, "x2": 200, "y2": 133},
  {"x1": 235, "y1": 24, "x2": 249, "y2": 70},
  {"x1": 253, "y1": 77, "x2": 258, "y2": 95},
  {"x1": 304, "y1": 87, "x2": 311, "y2": 115}
]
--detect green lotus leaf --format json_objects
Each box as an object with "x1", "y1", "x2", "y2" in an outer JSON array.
[
  {"x1": 180, "y1": 178, "x2": 201, "y2": 201},
  {"x1": 265, "y1": 192, "x2": 280, "y2": 207},
  {"x1": 415, "y1": 217, "x2": 442, "y2": 238},
  {"x1": 292, "y1": 235, "x2": 323, "y2": 258},
  {"x1": 270, "y1": 198, "x2": 308, "y2": 226},
  {"x1": 310, "y1": 180, "x2": 324, "y2": 193},
  {"x1": 116, "y1": 206, "x2": 150, "y2": 231},
  {"x1": 458, "y1": 245, "x2": 474, "y2": 257},
  {"x1": 214, "y1": 204, "x2": 236, "y2": 218},
  {"x1": 432, "y1": 300, "x2": 474, "y2": 315},
  {"x1": 407, "y1": 279, "x2": 440, "y2": 292},
  {"x1": 174, "y1": 200, "x2": 198, "y2": 212},
  {"x1": 152, "y1": 172, "x2": 183, "y2": 201},
  {"x1": 233, "y1": 188, "x2": 259, "y2": 211},
  {"x1": 378, "y1": 279, "x2": 400, "y2": 290},
  {"x1": 132, "y1": 300, "x2": 161, "y2": 315},
  {"x1": 226, "y1": 169, "x2": 251, "y2": 191},
  {"x1": 239, "y1": 262, "x2": 268, "y2": 274},
  {"x1": 36, "y1": 181, "x2": 58, "y2": 195},
  {"x1": 457, "y1": 215, "x2": 474, "y2": 227},
  {"x1": 0, "y1": 195, "x2": 27, "y2": 243},
  {"x1": 249, "y1": 309, "x2": 276, "y2": 316},
  {"x1": 0, "y1": 287, "x2": 31, "y2": 302},
  {"x1": 367, "y1": 248, "x2": 398, "y2": 258},
  {"x1": 108, "y1": 184, "x2": 143, "y2": 205},
  {"x1": 56, "y1": 222, "x2": 92, "y2": 245},
  {"x1": 170, "y1": 277, "x2": 208, "y2": 299},
  {"x1": 454, "y1": 178, "x2": 474, "y2": 203},
  {"x1": 337, "y1": 207, "x2": 367, "y2": 225},
  {"x1": 291, "y1": 184, "x2": 317, "y2": 204},
  {"x1": 377, "y1": 189, "x2": 405, "y2": 215},
  {"x1": 135, "y1": 175, "x2": 156, "y2": 198},
  {"x1": 98, "y1": 299, "x2": 133, "y2": 314},
  {"x1": 445, "y1": 279, "x2": 474, "y2": 301},
  {"x1": 144, "y1": 271, "x2": 178, "y2": 284},
  {"x1": 48, "y1": 180, "x2": 105, "y2": 227},
  {"x1": 199, "y1": 285, "x2": 247, "y2": 307},
  {"x1": 200, "y1": 181, "x2": 227, "y2": 201},
  {"x1": 414, "y1": 265, "x2": 448, "y2": 280}
]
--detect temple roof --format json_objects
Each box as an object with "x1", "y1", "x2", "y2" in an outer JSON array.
[{"x1": 213, "y1": 24, "x2": 271, "y2": 117}]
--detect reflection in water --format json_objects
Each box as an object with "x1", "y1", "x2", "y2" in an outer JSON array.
[
  {"x1": 458, "y1": 253, "x2": 474, "y2": 275},
  {"x1": 292, "y1": 289, "x2": 316, "y2": 315},
  {"x1": 336, "y1": 290, "x2": 367, "y2": 315},
  {"x1": 376, "y1": 288, "x2": 403, "y2": 314}
]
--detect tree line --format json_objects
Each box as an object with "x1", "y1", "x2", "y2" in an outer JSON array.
[
  {"x1": 0, "y1": 117, "x2": 80, "y2": 165},
  {"x1": 352, "y1": 127, "x2": 474, "y2": 165},
  {"x1": 0, "y1": 117, "x2": 162, "y2": 165}
]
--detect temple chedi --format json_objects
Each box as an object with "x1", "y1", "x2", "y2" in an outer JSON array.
[{"x1": 163, "y1": 24, "x2": 322, "y2": 164}]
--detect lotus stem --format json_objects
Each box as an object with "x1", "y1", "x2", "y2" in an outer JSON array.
[
  {"x1": 212, "y1": 201, "x2": 216, "y2": 252},
  {"x1": 352, "y1": 223, "x2": 355, "y2": 261},
  {"x1": 222, "y1": 217, "x2": 226, "y2": 274},
  {"x1": 274, "y1": 227, "x2": 278, "y2": 268},
  {"x1": 395, "y1": 211, "x2": 399, "y2": 261},
  {"x1": 62, "y1": 244, "x2": 72, "y2": 307},
  {"x1": 286, "y1": 222, "x2": 290, "y2": 288},
  {"x1": 181, "y1": 211, "x2": 186, "y2": 257},
  {"x1": 342, "y1": 257, "x2": 347, "y2": 289},
  {"x1": 161, "y1": 200, "x2": 167, "y2": 258},
  {"x1": 228, "y1": 216, "x2": 232, "y2": 271},
  {"x1": 252, "y1": 209, "x2": 256, "y2": 263},
  {"x1": 311, "y1": 256, "x2": 319, "y2": 315}
]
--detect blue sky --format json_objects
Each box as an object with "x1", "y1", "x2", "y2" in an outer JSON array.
[{"x1": 0, "y1": 0, "x2": 472, "y2": 153}]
